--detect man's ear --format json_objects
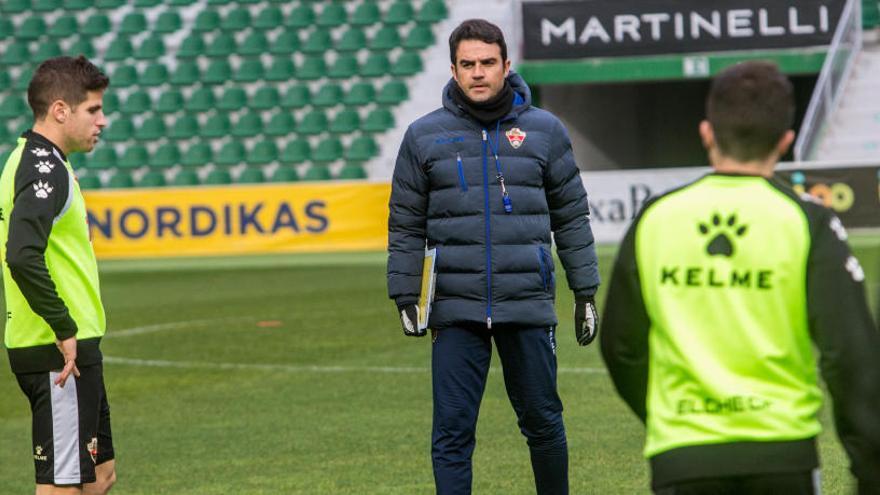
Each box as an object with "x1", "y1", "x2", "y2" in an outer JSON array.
[
  {"x1": 776, "y1": 130, "x2": 795, "y2": 157},
  {"x1": 503, "y1": 58, "x2": 511, "y2": 78},
  {"x1": 49, "y1": 100, "x2": 69, "y2": 124},
  {"x1": 699, "y1": 120, "x2": 715, "y2": 151},
  {"x1": 450, "y1": 63, "x2": 458, "y2": 83}
]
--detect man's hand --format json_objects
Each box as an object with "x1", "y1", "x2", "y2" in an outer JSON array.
[
  {"x1": 54, "y1": 336, "x2": 80, "y2": 387},
  {"x1": 574, "y1": 297, "x2": 598, "y2": 346},
  {"x1": 399, "y1": 304, "x2": 426, "y2": 337}
]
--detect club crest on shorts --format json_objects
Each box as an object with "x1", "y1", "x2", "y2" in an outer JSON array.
[
  {"x1": 87, "y1": 437, "x2": 98, "y2": 463},
  {"x1": 506, "y1": 128, "x2": 526, "y2": 149}
]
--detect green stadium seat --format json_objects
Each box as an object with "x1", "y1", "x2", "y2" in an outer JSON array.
[
  {"x1": 102, "y1": 92, "x2": 120, "y2": 115},
  {"x1": 119, "y1": 12, "x2": 147, "y2": 35},
  {"x1": 168, "y1": 0, "x2": 192, "y2": 5},
  {"x1": 14, "y1": 67, "x2": 33, "y2": 91},
  {"x1": 232, "y1": 112, "x2": 263, "y2": 138},
  {"x1": 247, "y1": 140, "x2": 278, "y2": 165},
  {"x1": 88, "y1": 147, "x2": 117, "y2": 169},
  {"x1": 121, "y1": 91, "x2": 152, "y2": 115},
  {"x1": 237, "y1": 167, "x2": 265, "y2": 184},
  {"x1": 150, "y1": 143, "x2": 180, "y2": 168},
  {"x1": 2, "y1": 41, "x2": 30, "y2": 65},
  {"x1": 177, "y1": 33, "x2": 205, "y2": 59},
  {"x1": 417, "y1": 0, "x2": 448, "y2": 23},
  {"x1": 194, "y1": 10, "x2": 221, "y2": 32},
  {"x1": 78, "y1": 175, "x2": 102, "y2": 190},
  {"x1": 404, "y1": 25, "x2": 435, "y2": 49},
  {"x1": 234, "y1": 58, "x2": 265, "y2": 83},
  {"x1": 265, "y1": 111, "x2": 295, "y2": 137},
  {"x1": 68, "y1": 37, "x2": 95, "y2": 58},
  {"x1": 2, "y1": 0, "x2": 30, "y2": 13},
  {"x1": 370, "y1": 26, "x2": 401, "y2": 51},
  {"x1": 182, "y1": 143, "x2": 212, "y2": 168},
  {"x1": 216, "y1": 141, "x2": 246, "y2": 166},
  {"x1": 351, "y1": 1, "x2": 380, "y2": 26},
  {"x1": 218, "y1": 87, "x2": 247, "y2": 111},
  {"x1": 172, "y1": 169, "x2": 200, "y2": 186},
  {"x1": 140, "y1": 63, "x2": 169, "y2": 86},
  {"x1": 169, "y1": 115, "x2": 199, "y2": 140},
  {"x1": 328, "y1": 55, "x2": 359, "y2": 79},
  {"x1": 135, "y1": 35, "x2": 165, "y2": 60},
  {"x1": 205, "y1": 168, "x2": 232, "y2": 185},
  {"x1": 302, "y1": 29, "x2": 332, "y2": 54},
  {"x1": 0, "y1": 18, "x2": 13, "y2": 39},
  {"x1": 155, "y1": 11, "x2": 182, "y2": 33},
  {"x1": 346, "y1": 135, "x2": 378, "y2": 161},
  {"x1": 336, "y1": 27, "x2": 367, "y2": 52},
  {"x1": 203, "y1": 59, "x2": 232, "y2": 85},
  {"x1": 360, "y1": 53, "x2": 390, "y2": 78},
  {"x1": 330, "y1": 109, "x2": 360, "y2": 134},
  {"x1": 391, "y1": 52, "x2": 423, "y2": 76},
  {"x1": 252, "y1": 87, "x2": 280, "y2": 110},
  {"x1": 286, "y1": 4, "x2": 315, "y2": 29},
  {"x1": 104, "y1": 119, "x2": 135, "y2": 142},
  {"x1": 201, "y1": 113, "x2": 231, "y2": 138},
  {"x1": 281, "y1": 139, "x2": 310, "y2": 164},
  {"x1": 33, "y1": 0, "x2": 62, "y2": 11},
  {"x1": 254, "y1": 6, "x2": 283, "y2": 30},
  {"x1": 185, "y1": 87, "x2": 215, "y2": 112},
  {"x1": 385, "y1": 0, "x2": 415, "y2": 25},
  {"x1": 266, "y1": 56, "x2": 296, "y2": 81},
  {"x1": 111, "y1": 65, "x2": 137, "y2": 88},
  {"x1": 313, "y1": 84, "x2": 343, "y2": 107},
  {"x1": 281, "y1": 85, "x2": 310, "y2": 109},
  {"x1": 104, "y1": 37, "x2": 133, "y2": 62},
  {"x1": 68, "y1": 153, "x2": 86, "y2": 170},
  {"x1": 344, "y1": 82, "x2": 375, "y2": 107},
  {"x1": 312, "y1": 138, "x2": 343, "y2": 163},
  {"x1": 303, "y1": 165, "x2": 332, "y2": 181},
  {"x1": 171, "y1": 61, "x2": 200, "y2": 86},
  {"x1": 240, "y1": 31, "x2": 268, "y2": 57},
  {"x1": 18, "y1": 17, "x2": 47, "y2": 40},
  {"x1": 0, "y1": 73, "x2": 9, "y2": 90},
  {"x1": 377, "y1": 80, "x2": 409, "y2": 105},
  {"x1": 64, "y1": 0, "x2": 91, "y2": 7},
  {"x1": 136, "y1": 116, "x2": 166, "y2": 141},
  {"x1": 317, "y1": 2, "x2": 347, "y2": 27},
  {"x1": 119, "y1": 145, "x2": 149, "y2": 168},
  {"x1": 107, "y1": 171, "x2": 134, "y2": 189},
  {"x1": 222, "y1": 7, "x2": 252, "y2": 31},
  {"x1": 337, "y1": 163, "x2": 367, "y2": 179},
  {"x1": 362, "y1": 108, "x2": 394, "y2": 132},
  {"x1": 207, "y1": 0, "x2": 231, "y2": 4},
  {"x1": 270, "y1": 31, "x2": 300, "y2": 55},
  {"x1": 298, "y1": 55, "x2": 326, "y2": 80},
  {"x1": 271, "y1": 166, "x2": 299, "y2": 182},
  {"x1": 138, "y1": 170, "x2": 166, "y2": 188},
  {"x1": 95, "y1": 0, "x2": 124, "y2": 8},
  {"x1": 50, "y1": 15, "x2": 78, "y2": 38},
  {"x1": 298, "y1": 110, "x2": 328, "y2": 135},
  {"x1": 80, "y1": 14, "x2": 110, "y2": 37},
  {"x1": 207, "y1": 32, "x2": 237, "y2": 58},
  {"x1": 134, "y1": 0, "x2": 161, "y2": 6},
  {"x1": 34, "y1": 41, "x2": 63, "y2": 62}
]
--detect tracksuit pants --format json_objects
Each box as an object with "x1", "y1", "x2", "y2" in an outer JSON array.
[{"x1": 431, "y1": 324, "x2": 568, "y2": 495}]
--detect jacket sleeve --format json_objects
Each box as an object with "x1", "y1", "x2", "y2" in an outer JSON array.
[
  {"x1": 387, "y1": 126, "x2": 428, "y2": 307},
  {"x1": 543, "y1": 117, "x2": 599, "y2": 298},
  {"x1": 805, "y1": 207, "x2": 880, "y2": 486},
  {"x1": 5, "y1": 150, "x2": 77, "y2": 340},
  {"x1": 600, "y1": 220, "x2": 650, "y2": 422}
]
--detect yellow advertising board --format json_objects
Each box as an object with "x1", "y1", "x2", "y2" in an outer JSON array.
[{"x1": 84, "y1": 182, "x2": 391, "y2": 259}]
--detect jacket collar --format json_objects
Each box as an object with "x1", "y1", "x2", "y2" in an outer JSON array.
[{"x1": 442, "y1": 71, "x2": 532, "y2": 123}]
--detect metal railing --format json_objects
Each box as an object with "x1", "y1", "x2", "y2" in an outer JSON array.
[{"x1": 795, "y1": 0, "x2": 864, "y2": 162}]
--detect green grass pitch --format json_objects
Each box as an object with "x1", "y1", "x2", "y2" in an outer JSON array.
[{"x1": 1, "y1": 235, "x2": 878, "y2": 494}]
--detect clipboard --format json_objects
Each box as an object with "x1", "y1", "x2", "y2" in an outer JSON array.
[{"x1": 417, "y1": 248, "x2": 437, "y2": 331}]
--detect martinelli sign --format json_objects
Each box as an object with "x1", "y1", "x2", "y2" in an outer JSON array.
[{"x1": 522, "y1": 0, "x2": 846, "y2": 60}]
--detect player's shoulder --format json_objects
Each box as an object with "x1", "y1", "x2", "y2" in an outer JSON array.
[{"x1": 16, "y1": 133, "x2": 69, "y2": 184}]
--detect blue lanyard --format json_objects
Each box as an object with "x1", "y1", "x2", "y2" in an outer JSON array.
[{"x1": 485, "y1": 121, "x2": 512, "y2": 214}]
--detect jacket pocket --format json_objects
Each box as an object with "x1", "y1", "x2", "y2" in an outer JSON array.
[
  {"x1": 537, "y1": 245, "x2": 554, "y2": 293},
  {"x1": 456, "y1": 153, "x2": 468, "y2": 192}
]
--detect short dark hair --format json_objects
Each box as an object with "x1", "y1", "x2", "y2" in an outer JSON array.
[
  {"x1": 449, "y1": 19, "x2": 507, "y2": 65},
  {"x1": 706, "y1": 61, "x2": 795, "y2": 162},
  {"x1": 28, "y1": 55, "x2": 109, "y2": 120}
]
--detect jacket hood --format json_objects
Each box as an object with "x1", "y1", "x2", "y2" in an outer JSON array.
[{"x1": 442, "y1": 71, "x2": 532, "y2": 121}]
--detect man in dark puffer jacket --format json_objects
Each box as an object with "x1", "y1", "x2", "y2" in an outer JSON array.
[{"x1": 387, "y1": 19, "x2": 600, "y2": 495}]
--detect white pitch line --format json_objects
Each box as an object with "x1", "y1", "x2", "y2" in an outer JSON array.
[
  {"x1": 106, "y1": 317, "x2": 257, "y2": 339},
  {"x1": 103, "y1": 356, "x2": 607, "y2": 375}
]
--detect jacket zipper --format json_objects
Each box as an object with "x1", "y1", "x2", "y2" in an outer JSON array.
[
  {"x1": 481, "y1": 129, "x2": 492, "y2": 329},
  {"x1": 456, "y1": 153, "x2": 468, "y2": 191}
]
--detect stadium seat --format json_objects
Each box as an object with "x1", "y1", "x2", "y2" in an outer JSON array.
[
  {"x1": 18, "y1": 17, "x2": 47, "y2": 40},
  {"x1": 203, "y1": 59, "x2": 233, "y2": 85},
  {"x1": 312, "y1": 138, "x2": 343, "y2": 162},
  {"x1": 254, "y1": 6, "x2": 283, "y2": 30},
  {"x1": 95, "y1": 0, "x2": 124, "y2": 8},
  {"x1": 351, "y1": 2, "x2": 380, "y2": 26},
  {"x1": 298, "y1": 56, "x2": 326, "y2": 80},
  {"x1": 2, "y1": 0, "x2": 30, "y2": 13},
  {"x1": 302, "y1": 29, "x2": 332, "y2": 54},
  {"x1": 377, "y1": 80, "x2": 409, "y2": 105},
  {"x1": 237, "y1": 167, "x2": 265, "y2": 184},
  {"x1": 63, "y1": 0, "x2": 92, "y2": 10},
  {"x1": 346, "y1": 135, "x2": 378, "y2": 161},
  {"x1": 281, "y1": 139, "x2": 311, "y2": 164},
  {"x1": 34, "y1": 41, "x2": 63, "y2": 62},
  {"x1": 266, "y1": 56, "x2": 296, "y2": 81},
  {"x1": 169, "y1": 115, "x2": 199, "y2": 140},
  {"x1": 385, "y1": 0, "x2": 415, "y2": 25},
  {"x1": 234, "y1": 58, "x2": 265, "y2": 83},
  {"x1": 404, "y1": 25, "x2": 435, "y2": 49},
  {"x1": 182, "y1": 143, "x2": 212, "y2": 168},
  {"x1": 171, "y1": 61, "x2": 200, "y2": 86},
  {"x1": 104, "y1": 119, "x2": 134, "y2": 142},
  {"x1": 119, "y1": 145, "x2": 149, "y2": 168},
  {"x1": 232, "y1": 112, "x2": 263, "y2": 138},
  {"x1": 80, "y1": 14, "x2": 110, "y2": 37},
  {"x1": 177, "y1": 33, "x2": 205, "y2": 59},
  {"x1": 119, "y1": 12, "x2": 147, "y2": 35},
  {"x1": 68, "y1": 37, "x2": 95, "y2": 58},
  {"x1": 135, "y1": 116, "x2": 166, "y2": 141},
  {"x1": 362, "y1": 108, "x2": 395, "y2": 132},
  {"x1": 336, "y1": 27, "x2": 367, "y2": 52},
  {"x1": 252, "y1": 87, "x2": 280, "y2": 110},
  {"x1": 107, "y1": 171, "x2": 134, "y2": 188},
  {"x1": 78, "y1": 175, "x2": 102, "y2": 190},
  {"x1": 282, "y1": 85, "x2": 310, "y2": 109},
  {"x1": 270, "y1": 30, "x2": 300, "y2": 55},
  {"x1": 222, "y1": 7, "x2": 251, "y2": 31},
  {"x1": 207, "y1": 32, "x2": 237, "y2": 58},
  {"x1": 201, "y1": 113, "x2": 231, "y2": 138},
  {"x1": 121, "y1": 91, "x2": 152, "y2": 115},
  {"x1": 50, "y1": 15, "x2": 78, "y2": 38},
  {"x1": 135, "y1": 36, "x2": 165, "y2": 60},
  {"x1": 2, "y1": 41, "x2": 30, "y2": 65},
  {"x1": 360, "y1": 53, "x2": 390, "y2": 78},
  {"x1": 186, "y1": 88, "x2": 216, "y2": 112},
  {"x1": 167, "y1": 0, "x2": 192, "y2": 5},
  {"x1": 33, "y1": 0, "x2": 62, "y2": 11},
  {"x1": 216, "y1": 141, "x2": 246, "y2": 166},
  {"x1": 102, "y1": 92, "x2": 120, "y2": 115},
  {"x1": 303, "y1": 165, "x2": 332, "y2": 181},
  {"x1": 218, "y1": 87, "x2": 248, "y2": 111},
  {"x1": 68, "y1": 153, "x2": 86, "y2": 170},
  {"x1": 14, "y1": 68, "x2": 33, "y2": 91},
  {"x1": 317, "y1": 2, "x2": 347, "y2": 27},
  {"x1": 286, "y1": 4, "x2": 315, "y2": 29},
  {"x1": 104, "y1": 37, "x2": 133, "y2": 62},
  {"x1": 205, "y1": 168, "x2": 232, "y2": 185},
  {"x1": 265, "y1": 111, "x2": 295, "y2": 136},
  {"x1": 330, "y1": 109, "x2": 360, "y2": 134},
  {"x1": 155, "y1": 11, "x2": 182, "y2": 33},
  {"x1": 370, "y1": 26, "x2": 401, "y2": 51},
  {"x1": 344, "y1": 82, "x2": 375, "y2": 107},
  {"x1": 150, "y1": 143, "x2": 180, "y2": 168},
  {"x1": 328, "y1": 55, "x2": 359, "y2": 79},
  {"x1": 207, "y1": 0, "x2": 232, "y2": 4},
  {"x1": 240, "y1": 31, "x2": 268, "y2": 57},
  {"x1": 271, "y1": 166, "x2": 299, "y2": 182},
  {"x1": 110, "y1": 65, "x2": 137, "y2": 88},
  {"x1": 138, "y1": 170, "x2": 166, "y2": 188},
  {"x1": 313, "y1": 84, "x2": 344, "y2": 107},
  {"x1": 298, "y1": 110, "x2": 328, "y2": 135},
  {"x1": 172, "y1": 169, "x2": 200, "y2": 186},
  {"x1": 194, "y1": 10, "x2": 221, "y2": 32},
  {"x1": 247, "y1": 140, "x2": 278, "y2": 165},
  {"x1": 141, "y1": 63, "x2": 169, "y2": 86},
  {"x1": 391, "y1": 52, "x2": 423, "y2": 76},
  {"x1": 135, "y1": 0, "x2": 161, "y2": 5},
  {"x1": 337, "y1": 163, "x2": 367, "y2": 179},
  {"x1": 0, "y1": 73, "x2": 9, "y2": 91},
  {"x1": 417, "y1": 0, "x2": 448, "y2": 23},
  {"x1": 88, "y1": 147, "x2": 117, "y2": 170},
  {"x1": 0, "y1": 18, "x2": 13, "y2": 39}
]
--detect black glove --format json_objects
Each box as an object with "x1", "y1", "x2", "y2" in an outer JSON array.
[
  {"x1": 574, "y1": 297, "x2": 598, "y2": 346},
  {"x1": 398, "y1": 304, "x2": 426, "y2": 337}
]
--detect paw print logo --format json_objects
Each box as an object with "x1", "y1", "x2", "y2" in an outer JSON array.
[
  {"x1": 35, "y1": 160, "x2": 55, "y2": 174},
  {"x1": 698, "y1": 213, "x2": 747, "y2": 257},
  {"x1": 31, "y1": 147, "x2": 50, "y2": 157},
  {"x1": 33, "y1": 180, "x2": 53, "y2": 199}
]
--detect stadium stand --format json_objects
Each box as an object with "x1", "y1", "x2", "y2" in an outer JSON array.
[{"x1": 0, "y1": 0, "x2": 448, "y2": 187}]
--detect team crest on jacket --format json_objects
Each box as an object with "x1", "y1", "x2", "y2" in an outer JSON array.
[{"x1": 506, "y1": 128, "x2": 526, "y2": 149}]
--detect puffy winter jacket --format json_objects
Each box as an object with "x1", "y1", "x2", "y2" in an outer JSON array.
[{"x1": 387, "y1": 72, "x2": 599, "y2": 329}]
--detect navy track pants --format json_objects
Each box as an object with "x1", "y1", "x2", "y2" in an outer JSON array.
[{"x1": 431, "y1": 324, "x2": 568, "y2": 495}]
